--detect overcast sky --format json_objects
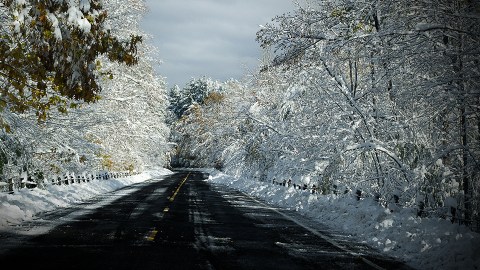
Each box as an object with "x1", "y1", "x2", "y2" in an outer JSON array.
[{"x1": 141, "y1": 0, "x2": 296, "y2": 88}]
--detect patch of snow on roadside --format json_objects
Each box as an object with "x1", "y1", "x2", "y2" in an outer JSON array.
[{"x1": 0, "y1": 168, "x2": 172, "y2": 228}]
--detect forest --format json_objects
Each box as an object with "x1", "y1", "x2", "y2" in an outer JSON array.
[{"x1": 169, "y1": 1, "x2": 480, "y2": 230}]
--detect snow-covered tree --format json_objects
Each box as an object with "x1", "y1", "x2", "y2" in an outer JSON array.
[
  {"x1": 170, "y1": 79, "x2": 247, "y2": 168},
  {"x1": 168, "y1": 77, "x2": 225, "y2": 119},
  {"x1": 172, "y1": 0, "x2": 480, "y2": 227},
  {"x1": 0, "y1": 0, "x2": 170, "y2": 187},
  {"x1": 0, "y1": 0, "x2": 141, "y2": 124}
]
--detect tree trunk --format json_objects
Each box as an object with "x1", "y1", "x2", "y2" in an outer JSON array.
[{"x1": 456, "y1": 29, "x2": 470, "y2": 225}]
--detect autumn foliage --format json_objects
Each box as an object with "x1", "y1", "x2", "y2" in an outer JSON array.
[{"x1": 0, "y1": 0, "x2": 142, "y2": 125}]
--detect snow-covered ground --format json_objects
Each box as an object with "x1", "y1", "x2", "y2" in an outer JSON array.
[
  {"x1": 0, "y1": 168, "x2": 172, "y2": 228},
  {"x1": 1, "y1": 167, "x2": 478, "y2": 270},
  {"x1": 204, "y1": 169, "x2": 480, "y2": 270}
]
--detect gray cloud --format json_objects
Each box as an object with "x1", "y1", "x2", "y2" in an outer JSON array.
[{"x1": 141, "y1": 0, "x2": 296, "y2": 88}]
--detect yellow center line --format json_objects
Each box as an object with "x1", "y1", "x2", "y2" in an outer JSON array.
[
  {"x1": 145, "y1": 229, "x2": 158, "y2": 241},
  {"x1": 143, "y1": 173, "x2": 191, "y2": 243},
  {"x1": 169, "y1": 173, "x2": 190, "y2": 202}
]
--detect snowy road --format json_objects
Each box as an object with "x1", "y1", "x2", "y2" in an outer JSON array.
[{"x1": 0, "y1": 171, "x2": 412, "y2": 269}]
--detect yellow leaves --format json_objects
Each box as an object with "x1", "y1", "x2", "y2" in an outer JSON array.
[
  {"x1": 10, "y1": 77, "x2": 25, "y2": 91},
  {"x1": 124, "y1": 163, "x2": 135, "y2": 173},
  {"x1": 48, "y1": 96, "x2": 62, "y2": 104},
  {"x1": 0, "y1": 100, "x2": 7, "y2": 111},
  {"x1": 48, "y1": 164, "x2": 61, "y2": 174},
  {"x1": 99, "y1": 70, "x2": 113, "y2": 81},
  {"x1": 36, "y1": 109, "x2": 47, "y2": 122},
  {"x1": 98, "y1": 153, "x2": 114, "y2": 170},
  {"x1": 57, "y1": 106, "x2": 67, "y2": 114},
  {"x1": 353, "y1": 22, "x2": 364, "y2": 33},
  {"x1": 85, "y1": 134, "x2": 102, "y2": 145},
  {"x1": 1, "y1": 0, "x2": 142, "y2": 122},
  {"x1": 86, "y1": 15, "x2": 94, "y2": 24},
  {"x1": 0, "y1": 118, "x2": 12, "y2": 133},
  {"x1": 92, "y1": 94, "x2": 101, "y2": 102},
  {"x1": 331, "y1": 8, "x2": 347, "y2": 18},
  {"x1": 43, "y1": 29, "x2": 53, "y2": 39},
  {"x1": 204, "y1": 92, "x2": 225, "y2": 105}
]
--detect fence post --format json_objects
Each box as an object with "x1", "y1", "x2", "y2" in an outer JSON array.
[
  {"x1": 20, "y1": 176, "x2": 25, "y2": 189},
  {"x1": 8, "y1": 178, "x2": 13, "y2": 193},
  {"x1": 356, "y1": 190, "x2": 362, "y2": 201},
  {"x1": 417, "y1": 201, "x2": 425, "y2": 217},
  {"x1": 393, "y1": 194, "x2": 400, "y2": 206},
  {"x1": 476, "y1": 215, "x2": 480, "y2": 232},
  {"x1": 26, "y1": 176, "x2": 35, "y2": 189},
  {"x1": 450, "y1": 207, "x2": 457, "y2": 224}
]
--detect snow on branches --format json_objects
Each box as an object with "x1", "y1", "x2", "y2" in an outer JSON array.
[{"x1": 0, "y1": 0, "x2": 142, "y2": 123}]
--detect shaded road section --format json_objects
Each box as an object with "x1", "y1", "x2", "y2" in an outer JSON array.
[{"x1": 0, "y1": 170, "x2": 412, "y2": 269}]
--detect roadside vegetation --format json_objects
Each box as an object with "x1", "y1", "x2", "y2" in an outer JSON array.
[
  {"x1": 170, "y1": 1, "x2": 480, "y2": 231},
  {"x1": 0, "y1": 0, "x2": 170, "y2": 190}
]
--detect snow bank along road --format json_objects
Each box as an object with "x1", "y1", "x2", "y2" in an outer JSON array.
[{"x1": 0, "y1": 170, "x2": 412, "y2": 269}]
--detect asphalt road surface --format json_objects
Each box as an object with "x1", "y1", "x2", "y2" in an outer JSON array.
[{"x1": 0, "y1": 170, "x2": 413, "y2": 269}]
